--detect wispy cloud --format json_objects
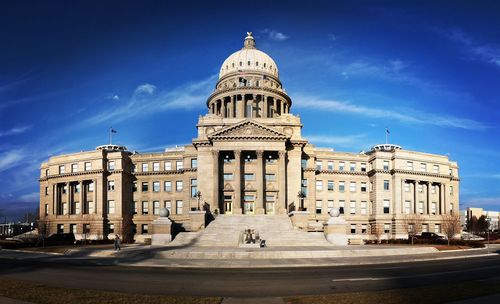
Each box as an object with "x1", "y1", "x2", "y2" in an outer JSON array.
[
  {"x1": 305, "y1": 133, "x2": 367, "y2": 149},
  {"x1": 294, "y1": 94, "x2": 487, "y2": 130},
  {"x1": 462, "y1": 196, "x2": 500, "y2": 208},
  {"x1": 0, "y1": 149, "x2": 27, "y2": 173},
  {"x1": 260, "y1": 29, "x2": 288, "y2": 41},
  {"x1": 85, "y1": 75, "x2": 216, "y2": 125},
  {"x1": 441, "y1": 28, "x2": 500, "y2": 68},
  {"x1": 0, "y1": 125, "x2": 31, "y2": 137}
]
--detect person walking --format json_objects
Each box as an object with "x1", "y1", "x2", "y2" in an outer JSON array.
[{"x1": 114, "y1": 234, "x2": 121, "y2": 251}]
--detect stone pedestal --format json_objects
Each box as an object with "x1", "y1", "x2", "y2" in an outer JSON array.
[
  {"x1": 151, "y1": 217, "x2": 172, "y2": 246},
  {"x1": 289, "y1": 211, "x2": 309, "y2": 230},
  {"x1": 324, "y1": 217, "x2": 348, "y2": 246},
  {"x1": 189, "y1": 210, "x2": 206, "y2": 231}
]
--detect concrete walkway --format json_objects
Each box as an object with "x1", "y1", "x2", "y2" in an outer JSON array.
[{"x1": 0, "y1": 297, "x2": 35, "y2": 304}]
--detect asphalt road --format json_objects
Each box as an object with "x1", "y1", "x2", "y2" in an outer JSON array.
[{"x1": 1, "y1": 255, "x2": 499, "y2": 297}]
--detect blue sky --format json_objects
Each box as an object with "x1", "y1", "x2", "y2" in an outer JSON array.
[{"x1": 1, "y1": 0, "x2": 499, "y2": 220}]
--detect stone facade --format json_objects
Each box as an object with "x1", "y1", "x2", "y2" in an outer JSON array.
[{"x1": 38, "y1": 33, "x2": 460, "y2": 242}]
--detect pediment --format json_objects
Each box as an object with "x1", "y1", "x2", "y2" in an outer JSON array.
[{"x1": 208, "y1": 120, "x2": 288, "y2": 141}]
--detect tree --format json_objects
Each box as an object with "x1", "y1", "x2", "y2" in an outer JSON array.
[
  {"x1": 371, "y1": 223, "x2": 383, "y2": 244},
  {"x1": 466, "y1": 216, "x2": 479, "y2": 234},
  {"x1": 441, "y1": 214, "x2": 461, "y2": 246},
  {"x1": 477, "y1": 215, "x2": 489, "y2": 234},
  {"x1": 402, "y1": 214, "x2": 424, "y2": 245}
]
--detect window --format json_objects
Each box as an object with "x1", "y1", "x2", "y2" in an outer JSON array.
[
  {"x1": 431, "y1": 185, "x2": 436, "y2": 194},
  {"x1": 164, "y1": 200, "x2": 172, "y2": 213},
  {"x1": 406, "y1": 161, "x2": 413, "y2": 170},
  {"x1": 339, "y1": 162, "x2": 345, "y2": 171},
  {"x1": 449, "y1": 203, "x2": 454, "y2": 214},
  {"x1": 384, "y1": 223, "x2": 391, "y2": 234},
  {"x1": 141, "y1": 224, "x2": 148, "y2": 234},
  {"x1": 404, "y1": 200, "x2": 411, "y2": 214},
  {"x1": 108, "y1": 223, "x2": 115, "y2": 234},
  {"x1": 361, "y1": 201, "x2": 367, "y2": 215},
  {"x1": 301, "y1": 159, "x2": 307, "y2": 169},
  {"x1": 361, "y1": 163, "x2": 366, "y2": 172},
  {"x1": 132, "y1": 164, "x2": 136, "y2": 172},
  {"x1": 223, "y1": 173, "x2": 233, "y2": 181},
  {"x1": 191, "y1": 158, "x2": 197, "y2": 168},
  {"x1": 327, "y1": 200, "x2": 334, "y2": 210},
  {"x1": 133, "y1": 181, "x2": 137, "y2": 192},
  {"x1": 350, "y1": 200, "x2": 356, "y2": 214},
  {"x1": 361, "y1": 182, "x2": 367, "y2": 192},
  {"x1": 431, "y1": 202, "x2": 437, "y2": 215},
  {"x1": 350, "y1": 181, "x2": 356, "y2": 192},
  {"x1": 164, "y1": 181, "x2": 172, "y2": 192},
  {"x1": 153, "y1": 201, "x2": 160, "y2": 215},
  {"x1": 62, "y1": 184, "x2": 67, "y2": 194},
  {"x1": 404, "y1": 182, "x2": 410, "y2": 192},
  {"x1": 153, "y1": 181, "x2": 160, "y2": 192},
  {"x1": 85, "y1": 162, "x2": 91, "y2": 171},
  {"x1": 59, "y1": 165, "x2": 65, "y2": 174},
  {"x1": 316, "y1": 180, "x2": 323, "y2": 191},
  {"x1": 418, "y1": 184, "x2": 423, "y2": 192},
  {"x1": 108, "y1": 161, "x2": 115, "y2": 171},
  {"x1": 176, "y1": 200, "x2": 183, "y2": 214},
  {"x1": 361, "y1": 224, "x2": 367, "y2": 234},
  {"x1": 165, "y1": 161, "x2": 172, "y2": 170},
  {"x1": 108, "y1": 200, "x2": 115, "y2": 214},
  {"x1": 73, "y1": 201, "x2": 79, "y2": 215},
  {"x1": 350, "y1": 224, "x2": 356, "y2": 234},
  {"x1": 434, "y1": 224, "x2": 441, "y2": 233},
  {"x1": 142, "y1": 182, "x2": 149, "y2": 192},
  {"x1": 420, "y1": 163, "x2": 427, "y2": 172},
  {"x1": 315, "y1": 160, "x2": 322, "y2": 170},
  {"x1": 108, "y1": 180, "x2": 115, "y2": 191},
  {"x1": 383, "y1": 160, "x2": 389, "y2": 170},
  {"x1": 244, "y1": 173, "x2": 255, "y2": 181},
  {"x1": 132, "y1": 201, "x2": 137, "y2": 214},
  {"x1": 75, "y1": 184, "x2": 80, "y2": 193},
  {"x1": 191, "y1": 179, "x2": 197, "y2": 198},
  {"x1": 350, "y1": 162, "x2": 356, "y2": 172},
  {"x1": 44, "y1": 187, "x2": 49, "y2": 196},
  {"x1": 339, "y1": 200, "x2": 345, "y2": 214},
  {"x1": 176, "y1": 160, "x2": 183, "y2": 170},
  {"x1": 142, "y1": 163, "x2": 149, "y2": 172},
  {"x1": 45, "y1": 169, "x2": 49, "y2": 176},
  {"x1": 142, "y1": 201, "x2": 149, "y2": 215},
  {"x1": 422, "y1": 224, "x2": 429, "y2": 232},
  {"x1": 383, "y1": 180, "x2": 390, "y2": 191},
  {"x1": 433, "y1": 165, "x2": 439, "y2": 174},
  {"x1": 57, "y1": 224, "x2": 64, "y2": 234},
  {"x1": 449, "y1": 168, "x2": 453, "y2": 175},
  {"x1": 383, "y1": 199, "x2": 390, "y2": 214},
  {"x1": 339, "y1": 181, "x2": 345, "y2": 192},
  {"x1": 71, "y1": 163, "x2": 78, "y2": 172},
  {"x1": 450, "y1": 186, "x2": 454, "y2": 195},
  {"x1": 153, "y1": 162, "x2": 160, "y2": 172},
  {"x1": 418, "y1": 201, "x2": 424, "y2": 214},
  {"x1": 327, "y1": 180, "x2": 334, "y2": 191},
  {"x1": 176, "y1": 181, "x2": 183, "y2": 191},
  {"x1": 265, "y1": 174, "x2": 276, "y2": 181},
  {"x1": 327, "y1": 161, "x2": 334, "y2": 170},
  {"x1": 70, "y1": 224, "x2": 77, "y2": 234},
  {"x1": 316, "y1": 200, "x2": 322, "y2": 214},
  {"x1": 44, "y1": 204, "x2": 49, "y2": 215},
  {"x1": 88, "y1": 201, "x2": 94, "y2": 214},
  {"x1": 83, "y1": 224, "x2": 91, "y2": 234}
]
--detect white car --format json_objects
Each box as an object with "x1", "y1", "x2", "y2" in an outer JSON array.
[{"x1": 461, "y1": 232, "x2": 485, "y2": 241}]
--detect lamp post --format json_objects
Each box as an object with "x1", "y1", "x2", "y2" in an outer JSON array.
[
  {"x1": 297, "y1": 191, "x2": 305, "y2": 211},
  {"x1": 196, "y1": 191, "x2": 202, "y2": 211}
]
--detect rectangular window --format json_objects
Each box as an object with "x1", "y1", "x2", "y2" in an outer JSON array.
[
  {"x1": 71, "y1": 163, "x2": 78, "y2": 173},
  {"x1": 176, "y1": 160, "x2": 183, "y2": 170},
  {"x1": 57, "y1": 224, "x2": 64, "y2": 234},
  {"x1": 132, "y1": 164, "x2": 136, "y2": 172},
  {"x1": 164, "y1": 181, "x2": 172, "y2": 192},
  {"x1": 433, "y1": 165, "x2": 439, "y2": 174},
  {"x1": 350, "y1": 181, "x2": 356, "y2": 192},
  {"x1": 404, "y1": 200, "x2": 411, "y2": 214},
  {"x1": 108, "y1": 161, "x2": 115, "y2": 171},
  {"x1": 383, "y1": 199, "x2": 390, "y2": 214},
  {"x1": 383, "y1": 160, "x2": 389, "y2": 170},
  {"x1": 265, "y1": 174, "x2": 276, "y2": 181},
  {"x1": 431, "y1": 185, "x2": 436, "y2": 194},
  {"x1": 339, "y1": 162, "x2": 345, "y2": 171},
  {"x1": 85, "y1": 162, "x2": 91, "y2": 171},
  {"x1": 315, "y1": 160, "x2": 322, "y2": 170},
  {"x1": 133, "y1": 181, "x2": 137, "y2": 192},
  {"x1": 449, "y1": 203, "x2": 454, "y2": 214},
  {"x1": 164, "y1": 200, "x2": 172, "y2": 213},
  {"x1": 361, "y1": 224, "x2": 367, "y2": 234},
  {"x1": 316, "y1": 200, "x2": 322, "y2": 214},
  {"x1": 153, "y1": 181, "x2": 160, "y2": 192},
  {"x1": 420, "y1": 163, "x2": 427, "y2": 172},
  {"x1": 142, "y1": 201, "x2": 149, "y2": 215},
  {"x1": 133, "y1": 201, "x2": 137, "y2": 214},
  {"x1": 407, "y1": 161, "x2": 413, "y2": 171},
  {"x1": 62, "y1": 184, "x2": 67, "y2": 194},
  {"x1": 153, "y1": 201, "x2": 160, "y2": 215},
  {"x1": 450, "y1": 186, "x2": 454, "y2": 195},
  {"x1": 404, "y1": 182, "x2": 410, "y2": 192},
  {"x1": 431, "y1": 202, "x2": 437, "y2": 215},
  {"x1": 75, "y1": 184, "x2": 80, "y2": 193},
  {"x1": 59, "y1": 165, "x2": 65, "y2": 174},
  {"x1": 108, "y1": 180, "x2": 115, "y2": 191},
  {"x1": 153, "y1": 162, "x2": 160, "y2": 172},
  {"x1": 244, "y1": 173, "x2": 255, "y2": 181},
  {"x1": 350, "y1": 200, "x2": 356, "y2": 214},
  {"x1": 383, "y1": 180, "x2": 390, "y2": 191},
  {"x1": 108, "y1": 223, "x2": 114, "y2": 234},
  {"x1": 350, "y1": 162, "x2": 356, "y2": 172},
  {"x1": 223, "y1": 173, "x2": 233, "y2": 181},
  {"x1": 361, "y1": 201, "x2": 367, "y2": 215},
  {"x1": 327, "y1": 180, "x2": 334, "y2": 191},
  {"x1": 142, "y1": 163, "x2": 149, "y2": 172},
  {"x1": 176, "y1": 181, "x2": 183, "y2": 191},
  {"x1": 350, "y1": 224, "x2": 356, "y2": 234},
  {"x1": 165, "y1": 161, "x2": 172, "y2": 170},
  {"x1": 327, "y1": 161, "x2": 334, "y2": 170},
  {"x1": 176, "y1": 200, "x2": 183, "y2": 214},
  {"x1": 449, "y1": 168, "x2": 453, "y2": 175},
  {"x1": 191, "y1": 158, "x2": 197, "y2": 168},
  {"x1": 142, "y1": 182, "x2": 148, "y2": 192},
  {"x1": 327, "y1": 200, "x2": 334, "y2": 209},
  {"x1": 384, "y1": 223, "x2": 391, "y2": 234},
  {"x1": 361, "y1": 163, "x2": 366, "y2": 172},
  {"x1": 422, "y1": 224, "x2": 429, "y2": 232},
  {"x1": 339, "y1": 200, "x2": 345, "y2": 214},
  {"x1": 417, "y1": 201, "x2": 424, "y2": 214},
  {"x1": 361, "y1": 182, "x2": 367, "y2": 192},
  {"x1": 44, "y1": 204, "x2": 49, "y2": 215},
  {"x1": 316, "y1": 180, "x2": 323, "y2": 191},
  {"x1": 435, "y1": 224, "x2": 441, "y2": 233},
  {"x1": 83, "y1": 224, "x2": 90, "y2": 234},
  {"x1": 108, "y1": 200, "x2": 115, "y2": 214},
  {"x1": 301, "y1": 159, "x2": 307, "y2": 169},
  {"x1": 339, "y1": 181, "x2": 345, "y2": 192},
  {"x1": 191, "y1": 179, "x2": 198, "y2": 198},
  {"x1": 141, "y1": 224, "x2": 148, "y2": 234},
  {"x1": 74, "y1": 201, "x2": 80, "y2": 215},
  {"x1": 418, "y1": 184, "x2": 423, "y2": 192},
  {"x1": 70, "y1": 224, "x2": 77, "y2": 234}
]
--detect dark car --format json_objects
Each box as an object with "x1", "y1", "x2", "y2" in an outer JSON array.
[
  {"x1": 45, "y1": 233, "x2": 76, "y2": 246},
  {"x1": 415, "y1": 232, "x2": 445, "y2": 241}
]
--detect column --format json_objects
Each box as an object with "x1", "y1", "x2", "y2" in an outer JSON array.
[
  {"x1": 256, "y1": 150, "x2": 265, "y2": 214},
  {"x1": 210, "y1": 103, "x2": 214, "y2": 114},
  {"x1": 262, "y1": 95, "x2": 268, "y2": 118},
  {"x1": 238, "y1": 95, "x2": 245, "y2": 118},
  {"x1": 426, "y1": 182, "x2": 431, "y2": 215},
  {"x1": 441, "y1": 183, "x2": 446, "y2": 214},
  {"x1": 79, "y1": 181, "x2": 84, "y2": 216},
  {"x1": 93, "y1": 179, "x2": 97, "y2": 214},
  {"x1": 233, "y1": 150, "x2": 242, "y2": 214},
  {"x1": 273, "y1": 98, "x2": 277, "y2": 117},
  {"x1": 212, "y1": 151, "x2": 220, "y2": 211},
  {"x1": 252, "y1": 94, "x2": 256, "y2": 117},
  {"x1": 53, "y1": 184, "x2": 56, "y2": 215},
  {"x1": 66, "y1": 182, "x2": 70, "y2": 215},
  {"x1": 413, "y1": 181, "x2": 417, "y2": 214},
  {"x1": 278, "y1": 151, "x2": 286, "y2": 213},
  {"x1": 400, "y1": 179, "x2": 405, "y2": 214},
  {"x1": 230, "y1": 95, "x2": 234, "y2": 118}
]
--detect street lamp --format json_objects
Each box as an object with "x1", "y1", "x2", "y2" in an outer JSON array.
[
  {"x1": 297, "y1": 191, "x2": 306, "y2": 211},
  {"x1": 196, "y1": 191, "x2": 202, "y2": 211}
]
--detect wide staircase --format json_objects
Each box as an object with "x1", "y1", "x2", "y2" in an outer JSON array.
[{"x1": 170, "y1": 215, "x2": 331, "y2": 247}]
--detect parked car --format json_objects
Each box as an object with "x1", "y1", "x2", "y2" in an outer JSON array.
[
  {"x1": 414, "y1": 232, "x2": 446, "y2": 241},
  {"x1": 44, "y1": 233, "x2": 76, "y2": 246},
  {"x1": 461, "y1": 232, "x2": 485, "y2": 241}
]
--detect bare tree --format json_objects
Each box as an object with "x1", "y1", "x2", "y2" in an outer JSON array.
[
  {"x1": 37, "y1": 218, "x2": 51, "y2": 247},
  {"x1": 371, "y1": 223, "x2": 383, "y2": 244},
  {"x1": 402, "y1": 214, "x2": 424, "y2": 245},
  {"x1": 441, "y1": 214, "x2": 461, "y2": 246}
]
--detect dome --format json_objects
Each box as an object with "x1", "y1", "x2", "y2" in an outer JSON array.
[{"x1": 219, "y1": 32, "x2": 279, "y2": 79}]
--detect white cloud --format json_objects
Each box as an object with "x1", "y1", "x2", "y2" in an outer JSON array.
[
  {"x1": 0, "y1": 125, "x2": 31, "y2": 137},
  {"x1": 293, "y1": 94, "x2": 487, "y2": 130},
  {"x1": 0, "y1": 149, "x2": 26, "y2": 172},
  {"x1": 134, "y1": 83, "x2": 156, "y2": 95},
  {"x1": 462, "y1": 197, "x2": 500, "y2": 208},
  {"x1": 305, "y1": 134, "x2": 367, "y2": 149},
  {"x1": 18, "y1": 192, "x2": 39, "y2": 202},
  {"x1": 261, "y1": 29, "x2": 289, "y2": 41}
]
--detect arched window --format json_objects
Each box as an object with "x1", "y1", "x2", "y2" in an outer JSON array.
[
  {"x1": 264, "y1": 63, "x2": 267, "y2": 68},
  {"x1": 232, "y1": 62, "x2": 235, "y2": 67}
]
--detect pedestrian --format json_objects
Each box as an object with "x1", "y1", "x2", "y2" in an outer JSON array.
[{"x1": 114, "y1": 234, "x2": 121, "y2": 251}]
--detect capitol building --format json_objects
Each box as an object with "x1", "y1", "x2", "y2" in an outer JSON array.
[{"x1": 39, "y1": 33, "x2": 460, "y2": 243}]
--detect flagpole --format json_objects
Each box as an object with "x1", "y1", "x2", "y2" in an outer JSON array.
[{"x1": 109, "y1": 127, "x2": 112, "y2": 145}]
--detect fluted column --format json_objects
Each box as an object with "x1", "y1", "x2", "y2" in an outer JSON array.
[
  {"x1": 252, "y1": 94, "x2": 256, "y2": 118},
  {"x1": 426, "y1": 182, "x2": 431, "y2": 214},
  {"x1": 66, "y1": 182, "x2": 70, "y2": 215},
  {"x1": 93, "y1": 179, "x2": 97, "y2": 214},
  {"x1": 262, "y1": 95, "x2": 268, "y2": 118},
  {"x1": 221, "y1": 98, "x2": 226, "y2": 117},
  {"x1": 441, "y1": 183, "x2": 446, "y2": 214},
  {"x1": 278, "y1": 151, "x2": 286, "y2": 213},
  {"x1": 273, "y1": 98, "x2": 277, "y2": 117},
  {"x1": 413, "y1": 181, "x2": 417, "y2": 213},
  {"x1": 256, "y1": 150, "x2": 265, "y2": 214},
  {"x1": 79, "y1": 181, "x2": 84, "y2": 215},
  {"x1": 233, "y1": 150, "x2": 242, "y2": 214},
  {"x1": 239, "y1": 95, "x2": 245, "y2": 118},
  {"x1": 212, "y1": 151, "x2": 220, "y2": 211}
]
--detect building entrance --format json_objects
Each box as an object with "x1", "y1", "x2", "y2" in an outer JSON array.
[
  {"x1": 266, "y1": 202, "x2": 275, "y2": 215},
  {"x1": 224, "y1": 195, "x2": 232, "y2": 214}
]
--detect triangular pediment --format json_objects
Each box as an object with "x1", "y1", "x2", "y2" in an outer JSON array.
[{"x1": 208, "y1": 120, "x2": 288, "y2": 141}]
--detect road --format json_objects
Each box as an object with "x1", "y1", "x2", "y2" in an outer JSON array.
[{"x1": 1, "y1": 254, "x2": 499, "y2": 297}]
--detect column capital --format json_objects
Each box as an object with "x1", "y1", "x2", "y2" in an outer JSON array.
[
  {"x1": 211, "y1": 150, "x2": 219, "y2": 157},
  {"x1": 234, "y1": 150, "x2": 241, "y2": 157},
  {"x1": 278, "y1": 150, "x2": 286, "y2": 158},
  {"x1": 256, "y1": 150, "x2": 264, "y2": 158}
]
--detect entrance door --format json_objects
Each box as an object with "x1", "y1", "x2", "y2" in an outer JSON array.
[
  {"x1": 244, "y1": 202, "x2": 254, "y2": 214},
  {"x1": 224, "y1": 195, "x2": 233, "y2": 214},
  {"x1": 266, "y1": 202, "x2": 275, "y2": 215}
]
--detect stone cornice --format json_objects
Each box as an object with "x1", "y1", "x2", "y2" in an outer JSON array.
[
  {"x1": 133, "y1": 168, "x2": 196, "y2": 177},
  {"x1": 39, "y1": 169, "x2": 107, "y2": 181},
  {"x1": 208, "y1": 120, "x2": 288, "y2": 142},
  {"x1": 390, "y1": 169, "x2": 460, "y2": 181},
  {"x1": 304, "y1": 168, "x2": 368, "y2": 176}
]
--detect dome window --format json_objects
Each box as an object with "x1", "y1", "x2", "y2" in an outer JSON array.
[
  {"x1": 239, "y1": 61, "x2": 242, "y2": 66},
  {"x1": 232, "y1": 63, "x2": 235, "y2": 67},
  {"x1": 248, "y1": 61, "x2": 251, "y2": 66},
  {"x1": 264, "y1": 63, "x2": 266, "y2": 68},
  {"x1": 256, "y1": 61, "x2": 259, "y2": 66}
]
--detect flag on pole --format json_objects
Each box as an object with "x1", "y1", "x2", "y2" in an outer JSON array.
[
  {"x1": 111, "y1": 128, "x2": 117, "y2": 134},
  {"x1": 385, "y1": 128, "x2": 390, "y2": 134}
]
